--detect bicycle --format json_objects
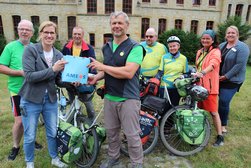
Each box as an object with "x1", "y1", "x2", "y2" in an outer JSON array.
[
  {"x1": 57, "y1": 87, "x2": 102, "y2": 167},
  {"x1": 120, "y1": 75, "x2": 211, "y2": 156}
]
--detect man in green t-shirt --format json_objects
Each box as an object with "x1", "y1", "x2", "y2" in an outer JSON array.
[
  {"x1": 0, "y1": 19, "x2": 42, "y2": 161},
  {"x1": 88, "y1": 11, "x2": 144, "y2": 168}
]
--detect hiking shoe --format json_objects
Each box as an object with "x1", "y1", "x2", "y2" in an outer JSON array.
[
  {"x1": 26, "y1": 162, "x2": 34, "y2": 168},
  {"x1": 100, "y1": 158, "x2": 120, "y2": 168},
  {"x1": 213, "y1": 135, "x2": 224, "y2": 147},
  {"x1": 8, "y1": 147, "x2": 20, "y2": 160},
  {"x1": 51, "y1": 157, "x2": 68, "y2": 168},
  {"x1": 132, "y1": 163, "x2": 143, "y2": 168},
  {"x1": 35, "y1": 141, "x2": 43, "y2": 150}
]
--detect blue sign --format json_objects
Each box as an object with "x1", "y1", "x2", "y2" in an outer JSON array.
[{"x1": 61, "y1": 55, "x2": 90, "y2": 84}]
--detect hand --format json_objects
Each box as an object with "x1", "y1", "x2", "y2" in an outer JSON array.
[
  {"x1": 72, "y1": 81, "x2": 81, "y2": 87},
  {"x1": 219, "y1": 75, "x2": 227, "y2": 81},
  {"x1": 193, "y1": 72, "x2": 204, "y2": 78},
  {"x1": 88, "y1": 57, "x2": 105, "y2": 71},
  {"x1": 52, "y1": 60, "x2": 67, "y2": 72},
  {"x1": 88, "y1": 75, "x2": 98, "y2": 85}
]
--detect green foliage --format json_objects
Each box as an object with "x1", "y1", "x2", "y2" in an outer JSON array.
[
  {"x1": 217, "y1": 16, "x2": 251, "y2": 43},
  {"x1": 54, "y1": 40, "x2": 63, "y2": 51},
  {"x1": 30, "y1": 24, "x2": 39, "y2": 43},
  {"x1": 159, "y1": 29, "x2": 200, "y2": 64},
  {"x1": 0, "y1": 35, "x2": 7, "y2": 55}
]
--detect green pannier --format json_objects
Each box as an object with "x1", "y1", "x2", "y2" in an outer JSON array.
[
  {"x1": 176, "y1": 109, "x2": 206, "y2": 145},
  {"x1": 56, "y1": 121, "x2": 83, "y2": 163}
]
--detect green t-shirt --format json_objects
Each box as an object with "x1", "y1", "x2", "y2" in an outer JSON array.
[
  {"x1": 104, "y1": 41, "x2": 143, "y2": 102},
  {"x1": 0, "y1": 41, "x2": 25, "y2": 94}
]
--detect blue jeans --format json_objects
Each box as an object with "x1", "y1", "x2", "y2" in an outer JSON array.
[
  {"x1": 218, "y1": 87, "x2": 238, "y2": 126},
  {"x1": 20, "y1": 94, "x2": 58, "y2": 162}
]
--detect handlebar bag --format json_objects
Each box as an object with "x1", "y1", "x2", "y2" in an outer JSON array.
[{"x1": 141, "y1": 95, "x2": 167, "y2": 114}]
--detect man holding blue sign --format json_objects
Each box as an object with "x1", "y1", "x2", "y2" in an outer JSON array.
[
  {"x1": 61, "y1": 26, "x2": 96, "y2": 120},
  {"x1": 88, "y1": 11, "x2": 145, "y2": 168}
]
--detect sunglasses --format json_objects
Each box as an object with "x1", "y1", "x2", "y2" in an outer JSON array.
[{"x1": 145, "y1": 35, "x2": 154, "y2": 38}]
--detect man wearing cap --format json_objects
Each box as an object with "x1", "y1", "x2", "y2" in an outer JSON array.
[
  {"x1": 140, "y1": 28, "x2": 167, "y2": 78},
  {"x1": 156, "y1": 36, "x2": 189, "y2": 106}
]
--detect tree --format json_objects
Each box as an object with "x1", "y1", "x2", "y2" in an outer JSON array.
[
  {"x1": 158, "y1": 29, "x2": 200, "y2": 64},
  {"x1": 217, "y1": 16, "x2": 251, "y2": 43}
]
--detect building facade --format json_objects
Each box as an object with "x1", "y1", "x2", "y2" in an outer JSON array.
[{"x1": 0, "y1": 0, "x2": 250, "y2": 55}]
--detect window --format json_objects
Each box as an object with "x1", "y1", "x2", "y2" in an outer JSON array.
[
  {"x1": 12, "y1": 15, "x2": 21, "y2": 38},
  {"x1": 190, "y1": 20, "x2": 198, "y2": 34},
  {"x1": 89, "y1": 33, "x2": 95, "y2": 47},
  {"x1": 246, "y1": 5, "x2": 251, "y2": 22},
  {"x1": 105, "y1": 0, "x2": 114, "y2": 14},
  {"x1": 122, "y1": 0, "x2": 132, "y2": 14},
  {"x1": 160, "y1": 0, "x2": 167, "y2": 3},
  {"x1": 227, "y1": 4, "x2": 232, "y2": 19},
  {"x1": 193, "y1": 0, "x2": 200, "y2": 5},
  {"x1": 67, "y1": 16, "x2": 76, "y2": 39},
  {"x1": 87, "y1": 0, "x2": 97, "y2": 14},
  {"x1": 158, "y1": 19, "x2": 166, "y2": 35},
  {"x1": 235, "y1": 4, "x2": 243, "y2": 17},
  {"x1": 104, "y1": 33, "x2": 113, "y2": 44},
  {"x1": 141, "y1": 18, "x2": 150, "y2": 39},
  {"x1": 209, "y1": 0, "x2": 216, "y2": 6},
  {"x1": 206, "y1": 21, "x2": 214, "y2": 29},
  {"x1": 49, "y1": 16, "x2": 58, "y2": 25},
  {"x1": 175, "y1": 19, "x2": 183, "y2": 30},
  {"x1": 176, "y1": 0, "x2": 183, "y2": 4},
  {"x1": 31, "y1": 16, "x2": 40, "y2": 26},
  {"x1": 0, "y1": 15, "x2": 3, "y2": 36},
  {"x1": 142, "y1": 0, "x2": 150, "y2": 2}
]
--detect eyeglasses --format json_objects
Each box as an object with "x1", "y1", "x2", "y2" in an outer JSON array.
[
  {"x1": 145, "y1": 35, "x2": 154, "y2": 38},
  {"x1": 43, "y1": 31, "x2": 56, "y2": 35},
  {"x1": 18, "y1": 28, "x2": 32, "y2": 32}
]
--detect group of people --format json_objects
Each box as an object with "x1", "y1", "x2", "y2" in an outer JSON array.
[{"x1": 0, "y1": 10, "x2": 250, "y2": 168}]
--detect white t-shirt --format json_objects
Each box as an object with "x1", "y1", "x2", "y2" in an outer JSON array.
[{"x1": 44, "y1": 49, "x2": 53, "y2": 68}]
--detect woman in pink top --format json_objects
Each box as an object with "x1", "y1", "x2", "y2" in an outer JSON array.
[{"x1": 195, "y1": 29, "x2": 224, "y2": 147}]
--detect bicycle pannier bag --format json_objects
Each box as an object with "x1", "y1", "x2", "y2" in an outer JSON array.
[
  {"x1": 139, "y1": 110, "x2": 157, "y2": 145},
  {"x1": 176, "y1": 109, "x2": 206, "y2": 145},
  {"x1": 56, "y1": 121, "x2": 83, "y2": 163},
  {"x1": 141, "y1": 95, "x2": 167, "y2": 113}
]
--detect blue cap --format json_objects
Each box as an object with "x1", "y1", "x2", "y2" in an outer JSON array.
[{"x1": 202, "y1": 29, "x2": 215, "y2": 40}]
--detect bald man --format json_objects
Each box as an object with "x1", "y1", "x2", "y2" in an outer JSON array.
[{"x1": 140, "y1": 28, "x2": 167, "y2": 78}]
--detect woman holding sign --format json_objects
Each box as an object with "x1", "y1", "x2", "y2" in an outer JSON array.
[{"x1": 19, "y1": 21, "x2": 68, "y2": 168}]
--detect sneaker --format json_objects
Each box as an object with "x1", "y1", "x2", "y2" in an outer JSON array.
[
  {"x1": 213, "y1": 135, "x2": 224, "y2": 147},
  {"x1": 132, "y1": 163, "x2": 143, "y2": 168},
  {"x1": 8, "y1": 147, "x2": 20, "y2": 160},
  {"x1": 26, "y1": 162, "x2": 34, "y2": 168},
  {"x1": 35, "y1": 141, "x2": 43, "y2": 150},
  {"x1": 51, "y1": 157, "x2": 68, "y2": 168},
  {"x1": 100, "y1": 158, "x2": 120, "y2": 168}
]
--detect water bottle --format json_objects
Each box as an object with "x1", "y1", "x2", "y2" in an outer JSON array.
[{"x1": 60, "y1": 96, "x2": 67, "y2": 115}]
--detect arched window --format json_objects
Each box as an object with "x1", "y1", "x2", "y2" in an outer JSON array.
[{"x1": 141, "y1": 18, "x2": 150, "y2": 39}]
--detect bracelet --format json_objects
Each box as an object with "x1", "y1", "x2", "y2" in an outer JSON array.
[{"x1": 201, "y1": 70, "x2": 206, "y2": 76}]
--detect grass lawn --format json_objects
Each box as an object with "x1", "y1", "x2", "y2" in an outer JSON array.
[{"x1": 0, "y1": 66, "x2": 251, "y2": 168}]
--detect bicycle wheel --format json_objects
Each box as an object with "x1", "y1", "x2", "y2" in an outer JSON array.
[
  {"x1": 160, "y1": 105, "x2": 211, "y2": 156},
  {"x1": 120, "y1": 125, "x2": 159, "y2": 156},
  {"x1": 75, "y1": 116, "x2": 99, "y2": 168}
]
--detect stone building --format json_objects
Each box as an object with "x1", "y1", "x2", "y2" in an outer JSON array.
[{"x1": 0, "y1": 0, "x2": 250, "y2": 55}]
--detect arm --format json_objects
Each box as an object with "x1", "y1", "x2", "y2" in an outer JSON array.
[
  {"x1": 0, "y1": 65, "x2": 24, "y2": 76},
  {"x1": 23, "y1": 45, "x2": 66, "y2": 83},
  {"x1": 224, "y1": 44, "x2": 250, "y2": 79},
  {"x1": 89, "y1": 59, "x2": 139, "y2": 79}
]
